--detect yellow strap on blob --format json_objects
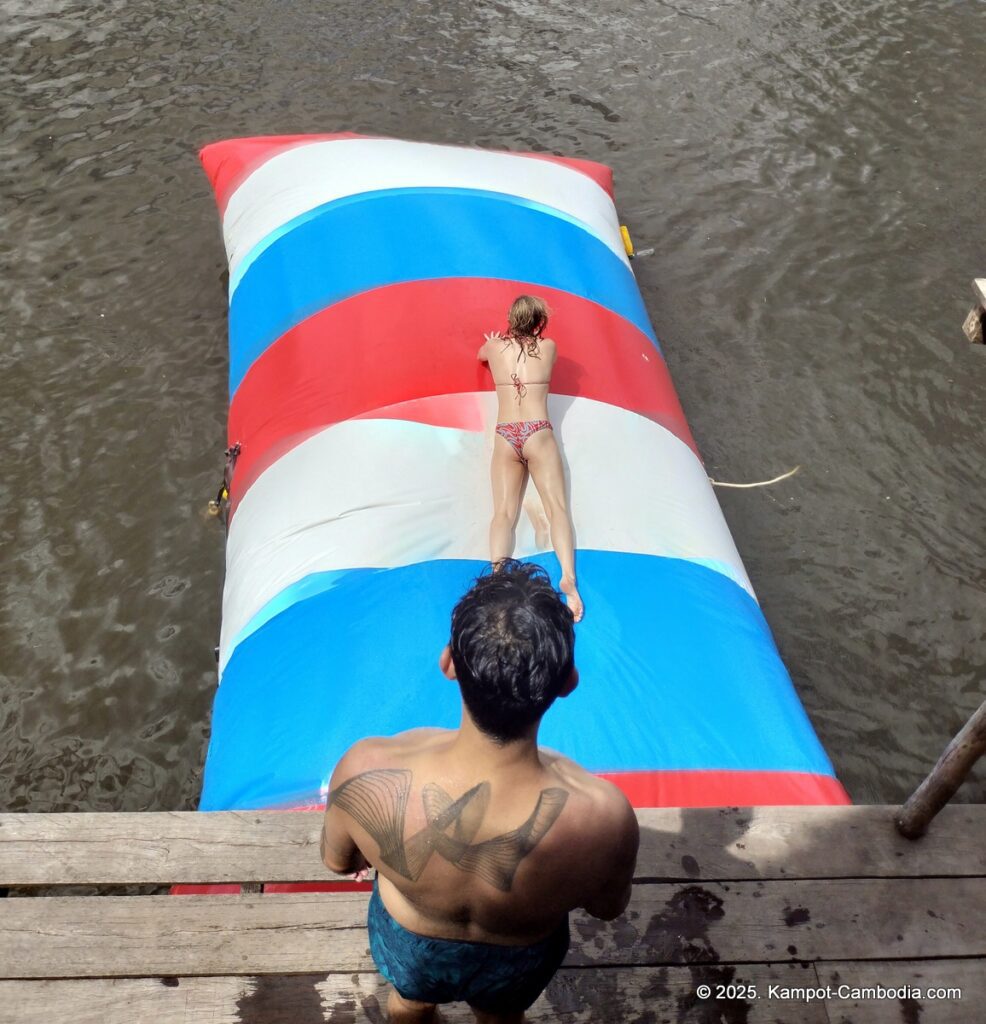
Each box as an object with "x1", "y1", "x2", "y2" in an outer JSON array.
[{"x1": 620, "y1": 224, "x2": 634, "y2": 258}]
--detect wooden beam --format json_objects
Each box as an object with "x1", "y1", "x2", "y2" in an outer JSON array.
[
  {"x1": 1, "y1": 877, "x2": 982, "y2": 979},
  {"x1": 2, "y1": 805, "x2": 984, "y2": 887},
  {"x1": 896, "y1": 700, "x2": 986, "y2": 838},
  {"x1": 963, "y1": 306, "x2": 984, "y2": 343},
  {"x1": 963, "y1": 278, "x2": 986, "y2": 343}
]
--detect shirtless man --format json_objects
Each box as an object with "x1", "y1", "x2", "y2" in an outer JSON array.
[{"x1": 320, "y1": 560, "x2": 639, "y2": 1023}]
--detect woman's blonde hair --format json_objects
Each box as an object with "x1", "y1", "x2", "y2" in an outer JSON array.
[{"x1": 506, "y1": 295, "x2": 550, "y2": 356}]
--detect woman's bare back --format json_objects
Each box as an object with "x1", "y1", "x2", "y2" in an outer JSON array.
[{"x1": 482, "y1": 332, "x2": 557, "y2": 424}]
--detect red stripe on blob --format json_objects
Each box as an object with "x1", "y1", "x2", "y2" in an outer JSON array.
[
  {"x1": 171, "y1": 884, "x2": 243, "y2": 895},
  {"x1": 507, "y1": 151, "x2": 613, "y2": 197},
  {"x1": 227, "y1": 279, "x2": 698, "y2": 509},
  {"x1": 200, "y1": 133, "x2": 365, "y2": 214},
  {"x1": 353, "y1": 394, "x2": 489, "y2": 432},
  {"x1": 264, "y1": 881, "x2": 374, "y2": 893},
  {"x1": 199, "y1": 135, "x2": 615, "y2": 215},
  {"x1": 597, "y1": 770, "x2": 851, "y2": 809}
]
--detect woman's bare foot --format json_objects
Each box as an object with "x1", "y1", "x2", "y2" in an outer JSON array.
[{"x1": 560, "y1": 576, "x2": 584, "y2": 622}]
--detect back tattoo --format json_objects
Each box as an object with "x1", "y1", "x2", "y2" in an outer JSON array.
[{"x1": 328, "y1": 769, "x2": 568, "y2": 892}]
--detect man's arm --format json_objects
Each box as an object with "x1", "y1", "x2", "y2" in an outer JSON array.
[
  {"x1": 581, "y1": 799, "x2": 639, "y2": 921},
  {"x1": 320, "y1": 746, "x2": 372, "y2": 876}
]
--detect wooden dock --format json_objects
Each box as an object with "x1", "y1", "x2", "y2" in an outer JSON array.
[{"x1": 1, "y1": 804, "x2": 983, "y2": 1023}]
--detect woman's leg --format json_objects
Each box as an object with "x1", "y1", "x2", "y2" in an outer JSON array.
[
  {"x1": 489, "y1": 434, "x2": 528, "y2": 564},
  {"x1": 523, "y1": 491, "x2": 551, "y2": 552},
  {"x1": 522, "y1": 430, "x2": 583, "y2": 621}
]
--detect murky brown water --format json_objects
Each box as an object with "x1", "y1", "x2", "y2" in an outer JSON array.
[{"x1": 2, "y1": 0, "x2": 984, "y2": 812}]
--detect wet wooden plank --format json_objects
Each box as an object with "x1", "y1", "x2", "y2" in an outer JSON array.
[
  {"x1": 820, "y1": 959, "x2": 980, "y2": 1023},
  {"x1": 0, "y1": 964, "x2": 829, "y2": 1024},
  {"x1": 567, "y1": 877, "x2": 985, "y2": 968},
  {"x1": 635, "y1": 804, "x2": 986, "y2": 880},
  {"x1": 1, "y1": 877, "x2": 982, "y2": 979},
  {"x1": 5, "y1": 962, "x2": 980, "y2": 1023},
  {"x1": 2, "y1": 805, "x2": 984, "y2": 886}
]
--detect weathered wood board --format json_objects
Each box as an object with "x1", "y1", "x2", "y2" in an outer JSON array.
[
  {"x1": 2, "y1": 805, "x2": 984, "y2": 886},
  {"x1": 0, "y1": 965, "x2": 831, "y2": 1024},
  {"x1": 0, "y1": 806, "x2": 983, "y2": 1022},
  {"x1": 819, "y1": 958, "x2": 977, "y2": 1024},
  {"x1": 2, "y1": 959, "x2": 978, "y2": 1024},
  {"x1": 2, "y1": 877, "x2": 982, "y2": 979}
]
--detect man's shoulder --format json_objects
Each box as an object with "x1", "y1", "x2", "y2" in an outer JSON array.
[
  {"x1": 542, "y1": 752, "x2": 635, "y2": 828},
  {"x1": 579, "y1": 776, "x2": 636, "y2": 836},
  {"x1": 333, "y1": 729, "x2": 451, "y2": 777}
]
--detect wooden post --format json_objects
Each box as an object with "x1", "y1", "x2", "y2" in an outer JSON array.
[
  {"x1": 962, "y1": 278, "x2": 986, "y2": 343},
  {"x1": 896, "y1": 699, "x2": 986, "y2": 839}
]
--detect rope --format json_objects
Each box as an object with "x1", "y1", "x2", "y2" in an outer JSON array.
[{"x1": 709, "y1": 465, "x2": 800, "y2": 489}]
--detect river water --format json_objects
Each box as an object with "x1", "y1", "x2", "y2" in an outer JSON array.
[{"x1": 2, "y1": 0, "x2": 984, "y2": 812}]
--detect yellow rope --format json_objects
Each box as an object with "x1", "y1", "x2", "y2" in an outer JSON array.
[{"x1": 709, "y1": 465, "x2": 800, "y2": 489}]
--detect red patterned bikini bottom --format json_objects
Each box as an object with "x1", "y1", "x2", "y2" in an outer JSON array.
[{"x1": 495, "y1": 419, "x2": 553, "y2": 463}]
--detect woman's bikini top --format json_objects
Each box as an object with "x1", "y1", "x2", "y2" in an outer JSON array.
[
  {"x1": 494, "y1": 373, "x2": 550, "y2": 400},
  {"x1": 491, "y1": 333, "x2": 550, "y2": 401}
]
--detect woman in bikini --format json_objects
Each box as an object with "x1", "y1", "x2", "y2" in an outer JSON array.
[{"x1": 478, "y1": 295, "x2": 584, "y2": 622}]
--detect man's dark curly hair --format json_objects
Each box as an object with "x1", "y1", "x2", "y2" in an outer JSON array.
[{"x1": 450, "y1": 559, "x2": 575, "y2": 744}]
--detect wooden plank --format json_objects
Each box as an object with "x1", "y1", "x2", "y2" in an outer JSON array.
[
  {"x1": 566, "y1": 877, "x2": 985, "y2": 968},
  {"x1": 0, "y1": 892, "x2": 376, "y2": 980},
  {"x1": 635, "y1": 804, "x2": 986, "y2": 880},
  {"x1": 0, "y1": 891, "x2": 372, "y2": 979},
  {"x1": 2, "y1": 805, "x2": 984, "y2": 886},
  {"x1": 0, "y1": 964, "x2": 830, "y2": 1024},
  {"x1": 963, "y1": 306, "x2": 984, "y2": 343},
  {"x1": 1, "y1": 877, "x2": 983, "y2": 979},
  {"x1": 0, "y1": 810, "x2": 342, "y2": 887},
  {"x1": 820, "y1": 959, "x2": 980, "y2": 1023}
]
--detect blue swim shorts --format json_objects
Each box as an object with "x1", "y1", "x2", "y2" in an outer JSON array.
[{"x1": 367, "y1": 880, "x2": 570, "y2": 1013}]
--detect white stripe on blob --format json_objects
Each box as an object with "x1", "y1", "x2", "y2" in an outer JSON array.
[
  {"x1": 222, "y1": 138, "x2": 628, "y2": 295},
  {"x1": 219, "y1": 394, "x2": 753, "y2": 671}
]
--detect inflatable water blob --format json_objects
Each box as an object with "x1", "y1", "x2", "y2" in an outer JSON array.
[{"x1": 198, "y1": 133, "x2": 849, "y2": 812}]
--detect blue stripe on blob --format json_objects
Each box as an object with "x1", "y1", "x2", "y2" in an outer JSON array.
[
  {"x1": 200, "y1": 552, "x2": 836, "y2": 811},
  {"x1": 229, "y1": 187, "x2": 627, "y2": 296},
  {"x1": 228, "y1": 189, "x2": 657, "y2": 397}
]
